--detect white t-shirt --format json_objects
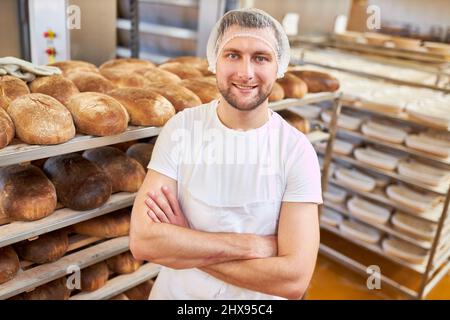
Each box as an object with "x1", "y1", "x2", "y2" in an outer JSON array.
[{"x1": 147, "y1": 99, "x2": 322, "y2": 299}]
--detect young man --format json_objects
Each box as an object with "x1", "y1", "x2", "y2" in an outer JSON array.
[{"x1": 130, "y1": 8, "x2": 322, "y2": 300}]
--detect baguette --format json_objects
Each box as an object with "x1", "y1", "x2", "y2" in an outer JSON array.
[
  {"x1": 382, "y1": 237, "x2": 428, "y2": 265},
  {"x1": 335, "y1": 167, "x2": 376, "y2": 192},
  {"x1": 320, "y1": 208, "x2": 343, "y2": 227},
  {"x1": 391, "y1": 212, "x2": 436, "y2": 241},
  {"x1": 347, "y1": 196, "x2": 391, "y2": 225},
  {"x1": 386, "y1": 184, "x2": 440, "y2": 213},
  {"x1": 353, "y1": 147, "x2": 402, "y2": 171},
  {"x1": 361, "y1": 121, "x2": 408, "y2": 144},
  {"x1": 339, "y1": 219, "x2": 382, "y2": 244},
  {"x1": 397, "y1": 159, "x2": 450, "y2": 187}
]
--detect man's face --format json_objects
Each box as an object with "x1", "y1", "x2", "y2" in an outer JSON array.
[{"x1": 216, "y1": 27, "x2": 278, "y2": 111}]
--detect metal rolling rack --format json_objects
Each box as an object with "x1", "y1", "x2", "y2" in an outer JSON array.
[
  {"x1": 289, "y1": 37, "x2": 450, "y2": 94},
  {"x1": 116, "y1": 0, "x2": 228, "y2": 63},
  {"x1": 309, "y1": 93, "x2": 450, "y2": 299},
  {"x1": 0, "y1": 93, "x2": 338, "y2": 300},
  {"x1": 0, "y1": 125, "x2": 162, "y2": 300}
]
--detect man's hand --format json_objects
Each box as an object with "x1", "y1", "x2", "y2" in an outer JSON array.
[{"x1": 145, "y1": 185, "x2": 190, "y2": 228}]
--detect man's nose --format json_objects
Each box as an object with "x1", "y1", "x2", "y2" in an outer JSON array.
[{"x1": 236, "y1": 57, "x2": 254, "y2": 81}]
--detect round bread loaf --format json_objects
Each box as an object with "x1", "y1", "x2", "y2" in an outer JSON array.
[
  {"x1": 43, "y1": 153, "x2": 112, "y2": 211},
  {"x1": 29, "y1": 75, "x2": 80, "y2": 105},
  {"x1": 0, "y1": 107, "x2": 15, "y2": 149},
  {"x1": 100, "y1": 68, "x2": 151, "y2": 88},
  {"x1": 110, "y1": 293, "x2": 130, "y2": 300},
  {"x1": 166, "y1": 56, "x2": 212, "y2": 76},
  {"x1": 181, "y1": 78, "x2": 220, "y2": 103},
  {"x1": 0, "y1": 164, "x2": 57, "y2": 221},
  {"x1": 7, "y1": 93, "x2": 75, "y2": 145},
  {"x1": 83, "y1": 146, "x2": 145, "y2": 193},
  {"x1": 99, "y1": 58, "x2": 155, "y2": 72},
  {"x1": 72, "y1": 208, "x2": 130, "y2": 238},
  {"x1": 268, "y1": 82, "x2": 285, "y2": 102},
  {"x1": 137, "y1": 67, "x2": 181, "y2": 85},
  {"x1": 14, "y1": 230, "x2": 69, "y2": 264},
  {"x1": 158, "y1": 62, "x2": 203, "y2": 79},
  {"x1": 65, "y1": 92, "x2": 129, "y2": 136},
  {"x1": 108, "y1": 87, "x2": 175, "y2": 126},
  {"x1": 0, "y1": 75, "x2": 30, "y2": 111},
  {"x1": 0, "y1": 246, "x2": 20, "y2": 285},
  {"x1": 289, "y1": 70, "x2": 340, "y2": 93},
  {"x1": 49, "y1": 60, "x2": 98, "y2": 73},
  {"x1": 277, "y1": 109, "x2": 310, "y2": 134},
  {"x1": 146, "y1": 84, "x2": 201, "y2": 111},
  {"x1": 276, "y1": 72, "x2": 308, "y2": 99},
  {"x1": 22, "y1": 277, "x2": 71, "y2": 300},
  {"x1": 124, "y1": 280, "x2": 154, "y2": 300},
  {"x1": 80, "y1": 261, "x2": 110, "y2": 292},
  {"x1": 106, "y1": 251, "x2": 142, "y2": 274},
  {"x1": 126, "y1": 143, "x2": 154, "y2": 169},
  {"x1": 66, "y1": 71, "x2": 115, "y2": 93}
]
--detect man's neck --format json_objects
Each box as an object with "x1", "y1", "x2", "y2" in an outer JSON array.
[{"x1": 216, "y1": 98, "x2": 271, "y2": 131}]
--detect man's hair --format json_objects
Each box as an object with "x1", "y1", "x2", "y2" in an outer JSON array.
[{"x1": 215, "y1": 10, "x2": 282, "y2": 60}]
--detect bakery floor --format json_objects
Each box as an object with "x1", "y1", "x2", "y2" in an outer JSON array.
[{"x1": 305, "y1": 230, "x2": 450, "y2": 300}]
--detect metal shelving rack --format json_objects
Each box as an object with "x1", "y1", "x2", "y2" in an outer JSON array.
[
  {"x1": 313, "y1": 94, "x2": 450, "y2": 299},
  {"x1": 0, "y1": 93, "x2": 339, "y2": 300},
  {"x1": 116, "y1": 0, "x2": 228, "y2": 63}
]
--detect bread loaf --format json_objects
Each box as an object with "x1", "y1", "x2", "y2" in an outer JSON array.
[
  {"x1": 7, "y1": 93, "x2": 75, "y2": 145},
  {"x1": 0, "y1": 75, "x2": 30, "y2": 110},
  {"x1": 0, "y1": 164, "x2": 57, "y2": 221},
  {"x1": 347, "y1": 196, "x2": 391, "y2": 225},
  {"x1": 100, "y1": 68, "x2": 151, "y2": 88},
  {"x1": 99, "y1": 58, "x2": 155, "y2": 72},
  {"x1": 320, "y1": 208, "x2": 343, "y2": 227},
  {"x1": 136, "y1": 67, "x2": 181, "y2": 85},
  {"x1": 65, "y1": 92, "x2": 129, "y2": 136},
  {"x1": 181, "y1": 78, "x2": 220, "y2": 103},
  {"x1": 124, "y1": 280, "x2": 154, "y2": 300},
  {"x1": 29, "y1": 75, "x2": 80, "y2": 105},
  {"x1": 83, "y1": 146, "x2": 145, "y2": 193},
  {"x1": 43, "y1": 153, "x2": 112, "y2": 211},
  {"x1": 14, "y1": 230, "x2": 69, "y2": 264},
  {"x1": 126, "y1": 143, "x2": 154, "y2": 169},
  {"x1": 158, "y1": 62, "x2": 204, "y2": 79},
  {"x1": 49, "y1": 60, "x2": 98, "y2": 74},
  {"x1": 72, "y1": 209, "x2": 130, "y2": 238},
  {"x1": 66, "y1": 71, "x2": 115, "y2": 93},
  {"x1": 0, "y1": 246, "x2": 20, "y2": 284},
  {"x1": 166, "y1": 56, "x2": 212, "y2": 76},
  {"x1": 106, "y1": 251, "x2": 142, "y2": 274},
  {"x1": 80, "y1": 261, "x2": 110, "y2": 291},
  {"x1": 268, "y1": 82, "x2": 285, "y2": 102},
  {"x1": 108, "y1": 88, "x2": 175, "y2": 126},
  {"x1": 146, "y1": 84, "x2": 201, "y2": 112},
  {"x1": 277, "y1": 109, "x2": 310, "y2": 134},
  {"x1": 289, "y1": 70, "x2": 339, "y2": 93},
  {"x1": 21, "y1": 277, "x2": 71, "y2": 300},
  {"x1": 0, "y1": 107, "x2": 15, "y2": 149},
  {"x1": 339, "y1": 219, "x2": 381, "y2": 244},
  {"x1": 276, "y1": 73, "x2": 308, "y2": 98}
]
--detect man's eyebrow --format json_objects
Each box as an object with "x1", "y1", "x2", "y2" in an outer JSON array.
[{"x1": 222, "y1": 48, "x2": 273, "y2": 56}]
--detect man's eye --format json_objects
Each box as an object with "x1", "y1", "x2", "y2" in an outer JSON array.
[
  {"x1": 255, "y1": 56, "x2": 268, "y2": 62},
  {"x1": 227, "y1": 53, "x2": 239, "y2": 59}
]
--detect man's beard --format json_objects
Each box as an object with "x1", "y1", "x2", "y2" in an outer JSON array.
[{"x1": 218, "y1": 81, "x2": 272, "y2": 111}]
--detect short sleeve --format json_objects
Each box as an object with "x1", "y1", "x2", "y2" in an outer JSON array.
[
  {"x1": 147, "y1": 113, "x2": 184, "y2": 181},
  {"x1": 282, "y1": 136, "x2": 323, "y2": 204}
]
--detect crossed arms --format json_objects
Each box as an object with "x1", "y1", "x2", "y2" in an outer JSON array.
[{"x1": 129, "y1": 169, "x2": 320, "y2": 300}]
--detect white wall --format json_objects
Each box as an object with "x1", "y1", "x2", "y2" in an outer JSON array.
[{"x1": 0, "y1": 0, "x2": 22, "y2": 57}]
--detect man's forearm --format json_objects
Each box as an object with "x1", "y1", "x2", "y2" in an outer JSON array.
[
  {"x1": 130, "y1": 221, "x2": 275, "y2": 270},
  {"x1": 200, "y1": 256, "x2": 305, "y2": 299}
]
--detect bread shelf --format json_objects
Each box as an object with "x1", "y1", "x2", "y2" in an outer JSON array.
[
  {"x1": 341, "y1": 97, "x2": 450, "y2": 133},
  {"x1": 316, "y1": 146, "x2": 449, "y2": 195},
  {"x1": 0, "y1": 126, "x2": 161, "y2": 168},
  {"x1": 324, "y1": 202, "x2": 432, "y2": 250},
  {"x1": 0, "y1": 236, "x2": 129, "y2": 300},
  {"x1": 0, "y1": 192, "x2": 135, "y2": 249},
  {"x1": 268, "y1": 92, "x2": 340, "y2": 112},
  {"x1": 140, "y1": 0, "x2": 199, "y2": 7},
  {"x1": 117, "y1": 18, "x2": 197, "y2": 40},
  {"x1": 328, "y1": 177, "x2": 442, "y2": 224},
  {"x1": 70, "y1": 262, "x2": 160, "y2": 300},
  {"x1": 320, "y1": 223, "x2": 427, "y2": 273},
  {"x1": 318, "y1": 119, "x2": 450, "y2": 166}
]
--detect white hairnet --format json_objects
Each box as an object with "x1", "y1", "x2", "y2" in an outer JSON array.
[{"x1": 206, "y1": 8, "x2": 290, "y2": 79}]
